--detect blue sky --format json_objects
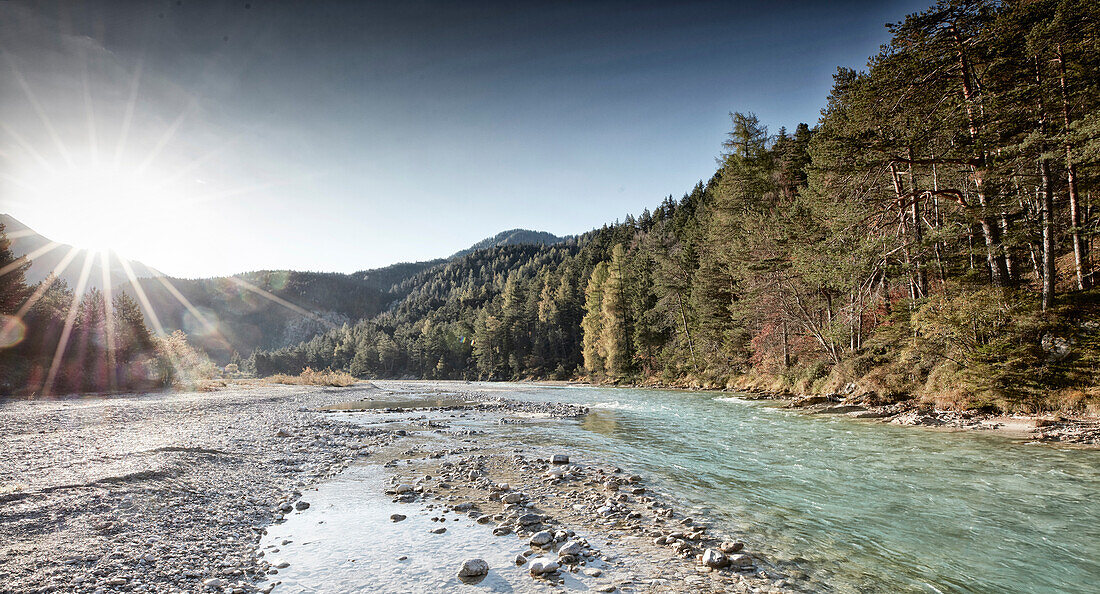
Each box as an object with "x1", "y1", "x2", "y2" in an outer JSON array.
[{"x1": 0, "y1": 0, "x2": 930, "y2": 278}]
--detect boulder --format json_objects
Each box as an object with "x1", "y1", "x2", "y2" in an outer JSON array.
[
  {"x1": 551, "y1": 454, "x2": 569, "y2": 464},
  {"x1": 701, "y1": 548, "x2": 729, "y2": 569},
  {"x1": 557, "y1": 540, "x2": 584, "y2": 557},
  {"x1": 390, "y1": 514, "x2": 407, "y2": 522},
  {"x1": 517, "y1": 513, "x2": 542, "y2": 526},
  {"x1": 457, "y1": 558, "x2": 489, "y2": 578},
  {"x1": 530, "y1": 531, "x2": 553, "y2": 546},
  {"x1": 728, "y1": 553, "x2": 753, "y2": 567},
  {"x1": 529, "y1": 559, "x2": 560, "y2": 576}
]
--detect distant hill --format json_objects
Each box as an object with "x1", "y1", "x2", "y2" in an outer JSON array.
[
  {"x1": 450, "y1": 229, "x2": 566, "y2": 259},
  {"x1": 1, "y1": 215, "x2": 572, "y2": 362},
  {"x1": 0, "y1": 214, "x2": 161, "y2": 291}
]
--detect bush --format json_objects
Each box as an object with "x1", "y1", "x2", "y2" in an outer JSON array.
[{"x1": 266, "y1": 367, "x2": 357, "y2": 387}]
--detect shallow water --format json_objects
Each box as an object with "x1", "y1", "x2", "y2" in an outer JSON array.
[
  {"x1": 282, "y1": 382, "x2": 1100, "y2": 593},
  {"x1": 479, "y1": 383, "x2": 1100, "y2": 593}
]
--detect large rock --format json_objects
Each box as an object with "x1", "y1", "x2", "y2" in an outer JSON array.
[
  {"x1": 394, "y1": 484, "x2": 414, "y2": 494},
  {"x1": 557, "y1": 540, "x2": 584, "y2": 557},
  {"x1": 529, "y1": 559, "x2": 560, "y2": 576},
  {"x1": 728, "y1": 553, "x2": 753, "y2": 567},
  {"x1": 517, "y1": 513, "x2": 542, "y2": 526},
  {"x1": 502, "y1": 492, "x2": 523, "y2": 504},
  {"x1": 530, "y1": 531, "x2": 553, "y2": 546},
  {"x1": 701, "y1": 548, "x2": 729, "y2": 568},
  {"x1": 457, "y1": 558, "x2": 489, "y2": 578},
  {"x1": 550, "y1": 454, "x2": 569, "y2": 464}
]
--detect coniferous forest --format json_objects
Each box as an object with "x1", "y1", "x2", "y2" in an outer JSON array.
[{"x1": 250, "y1": 0, "x2": 1100, "y2": 414}]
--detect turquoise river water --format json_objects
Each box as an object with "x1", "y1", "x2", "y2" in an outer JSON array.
[{"x1": 308, "y1": 382, "x2": 1100, "y2": 593}]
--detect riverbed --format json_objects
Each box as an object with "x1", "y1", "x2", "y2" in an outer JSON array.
[{"x1": 307, "y1": 381, "x2": 1100, "y2": 594}]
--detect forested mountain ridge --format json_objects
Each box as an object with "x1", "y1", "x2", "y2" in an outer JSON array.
[
  {"x1": 450, "y1": 229, "x2": 567, "y2": 259},
  {"x1": 253, "y1": 0, "x2": 1100, "y2": 414},
  {"x1": 116, "y1": 231, "x2": 565, "y2": 362}
]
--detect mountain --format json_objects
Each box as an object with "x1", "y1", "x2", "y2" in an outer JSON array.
[
  {"x1": 450, "y1": 229, "x2": 566, "y2": 259},
  {"x1": 0, "y1": 214, "x2": 161, "y2": 292},
  {"x1": 2, "y1": 215, "x2": 569, "y2": 362}
]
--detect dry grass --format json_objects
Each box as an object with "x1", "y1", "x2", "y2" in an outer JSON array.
[{"x1": 265, "y1": 367, "x2": 357, "y2": 387}]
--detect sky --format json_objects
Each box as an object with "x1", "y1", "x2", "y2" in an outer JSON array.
[{"x1": 0, "y1": 0, "x2": 931, "y2": 278}]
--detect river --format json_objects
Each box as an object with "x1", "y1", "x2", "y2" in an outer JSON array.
[{"x1": 279, "y1": 381, "x2": 1100, "y2": 593}]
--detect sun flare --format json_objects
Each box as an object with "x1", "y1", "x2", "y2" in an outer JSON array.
[{"x1": 27, "y1": 163, "x2": 181, "y2": 252}]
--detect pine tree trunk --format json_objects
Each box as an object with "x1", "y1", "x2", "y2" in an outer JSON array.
[
  {"x1": 1057, "y1": 43, "x2": 1090, "y2": 289},
  {"x1": 953, "y1": 26, "x2": 1009, "y2": 287},
  {"x1": 1037, "y1": 58, "x2": 1056, "y2": 310}
]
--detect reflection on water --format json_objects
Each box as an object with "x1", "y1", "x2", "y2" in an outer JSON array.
[{"x1": 580, "y1": 410, "x2": 620, "y2": 437}]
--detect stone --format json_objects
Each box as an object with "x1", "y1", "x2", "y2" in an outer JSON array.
[
  {"x1": 492, "y1": 524, "x2": 512, "y2": 536},
  {"x1": 429, "y1": 527, "x2": 447, "y2": 534},
  {"x1": 294, "y1": 501, "x2": 310, "y2": 511},
  {"x1": 515, "y1": 554, "x2": 528, "y2": 565},
  {"x1": 390, "y1": 514, "x2": 407, "y2": 522},
  {"x1": 394, "y1": 484, "x2": 414, "y2": 494},
  {"x1": 551, "y1": 454, "x2": 569, "y2": 464},
  {"x1": 701, "y1": 548, "x2": 729, "y2": 569},
  {"x1": 728, "y1": 553, "x2": 753, "y2": 567},
  {"x1": 529, "y1": 559, "x2": 560, "y2": 576},
  {"x1": 502, "y1": 492, "x2": 523, "y2": 504},
  {"x1": 583, "y1": 568, "x2": 603, "y2": 577},
  {"x1": 457, "y1": 558, "x2": 489, "y2": 578},
  {"x1": 557, "y1": 540, "x2": 584, "y2": 557},
  {"x1": 517, "y1": 513, "x2": 542, "y2": 526},
  {"x1": 718, "y1": 541, "x2": 744, "y2": 554},
  {"x1": 530, "y1": 531, "x2": 553, "y2": 546},
  {"x1": 202, "y1": 578, "x2": 226, "y2": 588}
]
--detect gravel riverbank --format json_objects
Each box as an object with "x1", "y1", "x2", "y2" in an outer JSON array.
[
  {"x1": 0, "y1": 382, "x2": 796, "y2": 593},
  {"x1": 0, "y1": 384, "x2": 387, "y2": 593}
]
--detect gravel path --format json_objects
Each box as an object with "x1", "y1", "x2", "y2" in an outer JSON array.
[{"x1": 0, "y1": 383, "x2": 391, "y2": 594}]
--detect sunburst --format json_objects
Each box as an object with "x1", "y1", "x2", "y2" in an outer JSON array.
[{"x1": 0, "y1": 40, "x2": 336, "y2": 395}]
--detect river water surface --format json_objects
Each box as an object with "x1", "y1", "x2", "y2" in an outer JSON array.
[{"x1": 290, "y1": 381, "x2": 1100, "y2": 593}]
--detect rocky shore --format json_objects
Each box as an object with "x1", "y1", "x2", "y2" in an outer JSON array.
[
  {"x1": 0, "y1": 383, "x2": 797, "y2": 593},
  {"x1": 767, "y1": 391, "x2": 1100, "y2": 446},
  {"x1": 0, "y1": 385, "x2": 385, "y2": 593},
  {"x1": 567, "y1": 379, "x2": 1100, "y2": 446}
]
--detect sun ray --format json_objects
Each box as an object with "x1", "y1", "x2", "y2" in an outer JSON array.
[
  {"x1": 228, "y1": 276, "x2": 338, "y2": 330},
  {"x1": 0, "y1": 246, "x2": 81, "y2": 345},
  {"x1": 0, "y1": 241, "x2": 61, "y2": 278},
  {"x1": 81, "y1": 47, "x2": 99, "y2": 167},
  {"x1": 0, "y1": 121, "x2": 55, "y2": 172},
  {"x1": 134, "y1": 98, "x2": 197, "y2": 176},
  {"x1": 0, "y1": 172, "x2": 45, "y2": 194},
  {"x1": 148, "y1": 136, "x2": 241, "y2": 192},
  {"x1": 116, "y1": 255, "x2": 165, "y2": 335},
  {"x1": 113, "y1": 56, "x2": 145, "y2": 171},
  {"x1": 0, "y1": 229, "x2": 42, "y2": 240},
  {"x1": 42, "y1": 250, "x2": 96, "y2": 396},
  {"x1": 101, "y1": 250, "x2": 118, "y2": 392},
  {"x1": 4, "y1": 51, "x2": 75, "y2": 168},
  {"x1": 149, "y1": 275, "x2": 242, "y2": 354}
]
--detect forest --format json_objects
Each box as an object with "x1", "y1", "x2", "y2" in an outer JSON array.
[
  {"x1": 0, "y1": 229, "x2": 216, "y2": 395},
  {"x1": 252, "y1": 0, "x2": 1100, "y2": 414}
]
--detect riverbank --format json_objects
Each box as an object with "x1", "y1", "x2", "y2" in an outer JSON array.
[
  {"x1": 0, "y1": 384, "x2": 380, "y2": 593},
  {"x1": 551, "y1": 379, "x2": 1100, "y2": 447},
  {"x1": 0, "y1": 382, "x2": 796, "y2": 593}
]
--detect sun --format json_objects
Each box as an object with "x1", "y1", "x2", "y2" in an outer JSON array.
[{"x1": 15, "y1": 161, "x2": 184, "y2": 253}]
